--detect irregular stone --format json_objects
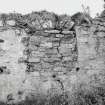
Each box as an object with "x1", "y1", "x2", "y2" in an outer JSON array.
[
  {"x1": 15, "y1": 29, "x2": 21, "y2": 35},
  {"x1": 58, "y1": 43, "x2": 74, "y2": 55},
  {"x1": 53, "y1": 66, "x2": 67, "y2": 72},
  {"x1": 6, "y1": 20, "x2": 16, "y2": 26},
  {"x1": 31, "y1": 71, "x2": 40, "y2": 77},
  {"x1": 96, "y1": 38, "x2": 105, "y2": 57},
  {"x1": 45, "y1": 30, "x2": 60, "y2": 34},
  {"x1": 38, "y1": 47, "x2": 46, "y2": 52},
  {"x1": 28, "y1": 44, "x2": 38, "y2": 51},
  {"x1": 45, "y1": 48, "x2": 58, "y2": 55},
  {"x1": 62, "y1": 30, "x2": 74, "y2": 34},
  {"x1": 29, "y1": 36, "x2": 41, "y2": 46},
  {"x1": 78, "y1": 37, "x2": 88, "y2": 43},
  {"x1": 59, "y1": 15, "x2": 74, "y2": 29},
  {"x1": 62, "y1": 43, "x2": 74, "y2": 48},
  {"x1": 42, "y1": 20, "x2": 53, "y2": 28},
  {"x1": 61, "y1": 35, "x2": 74, "y2": 42},
  {"x1": 32, "y1": 11, "x2": 57, "y2": 29},
  {"x1": 52, "y1": 42, "x2": 60, "y2": 47},
  {"x1": 21, "y1": 37, "x2": 29, "y2": 46},
  {"x1": 78, "y1": 27, "x2": 89, "y2": 35},
  {"x1": 50, "y1": 37, "x2": 60, "y2": 42},
  {"x1": 35, "y1": 31, "x2": 49, "y2": 37},
  {"x1": 40, "y1": 42, "x2": 53, "y2": 48},
  {"x1": 31, "y1": 20, "x2": 42, "y2": 29},
  {"x1": 59, "y1": 49, "x2": 72, "y2": 56},
  {"x1": 31, "y1": 50, "x2": 45, "y2": 57},
  {"x1": 28, "y1": 57, "x2": 40, "y2": 63},
  {"x1": 41, "y1": 61, "x2": 53, "y2": 69},
  {"x1": 62, "y1": 56, "x2": 73, "y2": 62},
  {"x1": 96, "y1": 32, "x2": 105, "y2": 37},
  {"x1": 56, "y1": 34, "x2": 64, "y2": 38},
  {"x1": 42, "y1": 56, "x2": 61, "y2": 63},
  {"x1": 61, "y1": 38, "x2": 75, "y2": 45},
  {"x1": 27, "y1": 63, "x2": 42, "y2": 72},
  {"x1": 18, "y1": 56, "x2": 27, "y2": 63},
  {"x1": 0, "y1": 21, "x2": 3, "y2": 26}
]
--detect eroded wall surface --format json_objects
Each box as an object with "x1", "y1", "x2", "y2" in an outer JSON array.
[
  {"x1": 0, "y1": 11, "x2": 105, "y2": 105},
  {"x1": 0, "y1": 12, "x2": 77, "y2": 104}
]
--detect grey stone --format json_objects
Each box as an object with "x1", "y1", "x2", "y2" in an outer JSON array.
[
  {"x1": 53, "y1": 66, "x2": 67, "y2": 72},
  {"x1": 62, "y1": 56, "x2": 73, "y2": 62},
  {"x1": 45, "y1": 48, "x2": 58, "y2": 55},
  {"x1": 6, "y1": 20, "x2": 16, "y2": 26},
  {"x1": 31, "y1": 50, "x2": 45, "y2": 57},
  {"x1": 40, "y1": 42, "x2": 53, "y2": 48},
  {"x1": 96, "y1": 32, "x2": 105, "y2": 37},
  {"x1": 42, "y1": 56, "x2": 61, "y2": 63},
  {"x1": 28, "y1": 57, "x2": 40, "y2": 63},
  {"x1": 62, "y1": 30, "x2": 74, "y2": 34},
  {"x1": 56, "y1": 34, "x2": 64, "y2": 38},
  {"x1": 45, "y1": 30, "x2": 60, "y2": 34},
  {"x1": 58, "y1": 43, "x2": 74, "y2": 56},
  {"x1": 52, "y1": 42, "x2": 60, "y2": 47}
]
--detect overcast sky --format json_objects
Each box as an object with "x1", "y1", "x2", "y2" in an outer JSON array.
[{"x1": 0, "y1": 0, "x2": 104, "y2": 17}]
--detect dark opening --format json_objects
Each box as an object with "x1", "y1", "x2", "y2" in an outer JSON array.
[
  {"x1": 52, "y1": 74, "x2": 56, "y2": 78},
  {"x1": 0, "y1": 66, "x2": 7, "y2": 73},
  {"x1": 0, "y1": 39, "x2": 4, "y2": 43},
  {"x1": 76, "y1": 67, "x2": 80, "y2": 72}
]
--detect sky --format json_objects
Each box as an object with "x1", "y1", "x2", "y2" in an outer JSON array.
[{"x1": 0, "y1": 0, "x2": 104, "y2": 17}]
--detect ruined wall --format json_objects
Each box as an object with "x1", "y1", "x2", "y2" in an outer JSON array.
[
  {"x1": 76, "y1": 18, "x2": 105, "y2": 72},
  {"x1": 0, "y1": 11, "x2": 105, "y2": 105},
  {"x1": 0, "y1": 12, "x2": 77, "y2": 104}
]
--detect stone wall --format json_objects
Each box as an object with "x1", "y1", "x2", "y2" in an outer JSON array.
[
  {"x1": 76, "y1": 18, "x2": 105, "y2": 71},
  {"x1": 0, "y1": 11, "x2": 78, "y2": 104},
  {"x1": 0, "y1": 11, "x2": 105, "y2": 105}
]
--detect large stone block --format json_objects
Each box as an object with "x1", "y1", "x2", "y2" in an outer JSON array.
[
  {"x1": 6, "y1": 20, "x2": 16, "y2": 26},
  {"x1": 58, "y1": 43, "x2": 74, "y2": 56},
  {"x1": 40, "y1": 42, "x2": 53, "y2": 48}
]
